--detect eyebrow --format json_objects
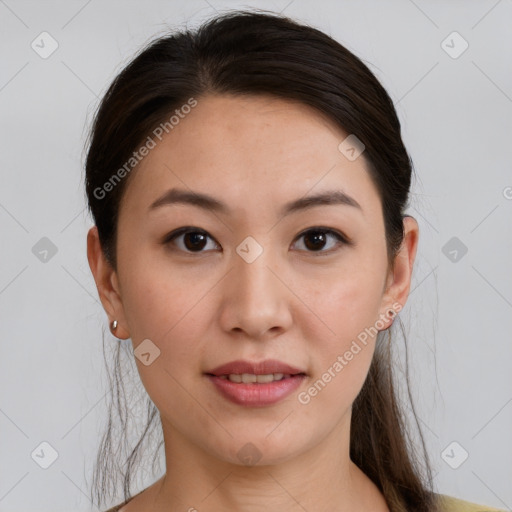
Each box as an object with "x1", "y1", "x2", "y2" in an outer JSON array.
[{"x1": 149, "y1": 187, "x2": 362, "y2": 216}]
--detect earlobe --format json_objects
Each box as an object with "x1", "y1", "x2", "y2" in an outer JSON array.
[{"x1": 86, "y1": 226, "x2": 130, "y2": 339}]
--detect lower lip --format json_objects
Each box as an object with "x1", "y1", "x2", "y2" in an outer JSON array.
[{"x1": 206, "y1": 374, "x2": 306, "y2": 407}]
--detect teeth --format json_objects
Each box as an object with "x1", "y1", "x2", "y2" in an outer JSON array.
[{"x1": 220, "y1": 373, "x2": 289, "y2": 383}]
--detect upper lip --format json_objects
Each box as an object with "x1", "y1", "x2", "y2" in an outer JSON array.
[{"x1": 206, "y1": 359, "x2": 307, "y2": 376}]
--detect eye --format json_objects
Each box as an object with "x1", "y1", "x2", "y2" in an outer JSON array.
[
  {"x1": 292, "y1": 227, "x2": 350, "y2": 254},
  {"x1": 163, "y1": 226, "x2": 350, "y2": 255},
  {"x1": 163, "y1": 227, "x2": 220, "y2": 253}
]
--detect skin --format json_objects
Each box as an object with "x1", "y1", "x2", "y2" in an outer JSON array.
[{"x1": 87, "y1": 93, "x2": 418, "y2": 512}]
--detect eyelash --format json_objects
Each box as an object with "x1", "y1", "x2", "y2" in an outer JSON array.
[{"x1": 162, "y1": 226, "x2": 352, "y2": 256}]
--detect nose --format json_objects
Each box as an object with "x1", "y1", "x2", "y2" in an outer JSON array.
[{"x1": 218, "y1": 242, "x2": 293, "y2": 340}]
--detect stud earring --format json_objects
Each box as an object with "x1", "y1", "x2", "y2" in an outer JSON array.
[
  {"x1": 386, "y1": 309, "x2": 397, "y2": 329},
  {"x1": 111, "y1": 319, "x2": 118, "y2": 331}
]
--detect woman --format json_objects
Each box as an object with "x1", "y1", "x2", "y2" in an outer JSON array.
[{"x1": 85, "y1": 10, "x2": 504, "y2": 512}]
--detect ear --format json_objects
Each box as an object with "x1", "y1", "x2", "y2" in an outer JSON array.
[
  {"x1": 380, "y1": 215, "x2": 419, "y2": 325},
  {"x1": 87, "y1": 226, "x2": 130, "y2": 339}
]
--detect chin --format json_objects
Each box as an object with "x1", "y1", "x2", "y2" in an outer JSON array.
[{"x1": 201, "y1": 427, "x2": 313, "y2": 468}]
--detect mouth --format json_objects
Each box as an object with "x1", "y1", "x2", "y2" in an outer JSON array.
[
  {"x1": 210, "y1": 372, "x2": 306, "y2": 383},
  {"x1": 204, "y1": 359, "x2": 307, "y2": 407},
  {"x1": 206, "y1": 358, "x2": 307, "y2": 377}
]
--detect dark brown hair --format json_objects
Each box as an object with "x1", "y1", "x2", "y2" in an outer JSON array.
[{"x1": 85, "y1": 9, "x2": 438, "y2": 511}]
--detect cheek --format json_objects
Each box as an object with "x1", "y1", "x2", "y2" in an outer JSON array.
[
  {"x1": 118, "y1": 248, "x2": 204, "y2": 340},
  {"x1": 297, "y1": 302, "x2": 379, "y2": 428},
  {"x1": 306, "y1": 252, "x2": 386, "y2": 344},
  {"x1": 298, "y1": 257, "x2": 386, "y2": 410},
  {"x1": 116, "y1": 254, "x2": 211, "y2": 398},
  {"x1": 118, "y1": 267, "x2": 209, "y2": 418}
]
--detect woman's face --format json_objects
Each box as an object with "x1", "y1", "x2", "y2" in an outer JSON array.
[{"x1": 91, "y1": 93, "x2": 416, "y2": 466}]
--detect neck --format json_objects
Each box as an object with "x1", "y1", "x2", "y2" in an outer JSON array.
[{"x1": 149, "y1": 413, "x2": 388, "y2": 512}]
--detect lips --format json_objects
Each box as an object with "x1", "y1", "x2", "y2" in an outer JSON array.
[
  {"x1": 206, "y1": 359, "x2": 307, "y2": 377},
  {"x1": 205, "y1": 359, "x2": 308, "y2": 406}
]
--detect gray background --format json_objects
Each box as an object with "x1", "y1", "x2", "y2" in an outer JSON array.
[{"x1": 1, "y1": 0, "x2": 511, "y2": 511}]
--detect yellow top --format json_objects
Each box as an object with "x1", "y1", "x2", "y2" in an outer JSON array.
[
  {"x1": 104, "y1": 493, "x2": 507, "y2": 511},
  {"x1": 438, "y1": 494, "x2": 506, "y2": 511}
]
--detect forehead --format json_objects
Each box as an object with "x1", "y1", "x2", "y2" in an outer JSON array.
[
  {"x1": 167, "y1": 94, "x2": 347, "y2": 168},
  {"x1": 119, "y1": 93, "x2": 381, "y2": 220}
]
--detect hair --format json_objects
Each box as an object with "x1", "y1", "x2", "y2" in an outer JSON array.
[{"x1": 85, "y1": 9, "x2": 439, "y2": 512}]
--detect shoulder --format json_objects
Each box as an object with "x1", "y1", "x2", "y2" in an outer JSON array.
[
  {"x1": 437, "y1": 493, "x2": 507, "y2": 512},
  {"x1": 103, "y1": 501, "x2": 130, "y2": 512},
  {"x1": 102, "y1": 477, "x2": 164, "y2": 511},
  {"x1": 103, "y1": 503, "x2": 129, "y2": 512},
  {"x1": 102, "y1": 489, "x2": 144, "y2": 512},
  {"x1": 102, "y1": 499, "x2": 132, "y2": 512}
]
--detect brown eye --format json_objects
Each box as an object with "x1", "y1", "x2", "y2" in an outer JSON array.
[
  {"x1": 163, "y1": 226, "x2": 350, "y2": 255},
  {"x1": 303, "y1": 230, "x2": 328, "y2": 251},
  {"x1": 182, "y1": 231, "x2": 208, "y2": 251},
  {"x1": 293, "y1": 228, "x2": 349, "y2": 254},
  {"x1": 164, "y1": 228, "x2": 219, "y2": 253}
]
